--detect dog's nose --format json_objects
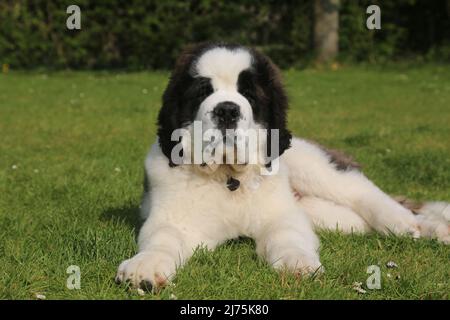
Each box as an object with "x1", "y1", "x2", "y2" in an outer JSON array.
[{"x1": 213, "y1": 101, "x2": 241, "y2": 129}]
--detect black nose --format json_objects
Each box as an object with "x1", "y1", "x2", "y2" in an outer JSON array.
[{"x1": 213, "y1": 101, "x2": 241, "y2": 129}]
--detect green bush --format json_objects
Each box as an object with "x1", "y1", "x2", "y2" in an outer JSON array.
[
  {"x1": 0, "y1": 0, "x2": 448, "y2": 69},
  {"x1": 340, "y1": 0, "x2": 450, "y2": 63}
]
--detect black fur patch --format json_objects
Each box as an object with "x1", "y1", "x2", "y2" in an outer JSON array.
[{"x1": 157, "y1": 43, "x2": 216, "y2": 164}]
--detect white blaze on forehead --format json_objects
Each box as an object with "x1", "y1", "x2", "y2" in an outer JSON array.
[{"x1": 194, "y1": 47, "x2": 252, "y2": 91}]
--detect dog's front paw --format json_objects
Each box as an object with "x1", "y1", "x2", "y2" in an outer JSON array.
[
  {"x1": 115, "y1": 251, "x2": 176, "y2": 290},
  {"x1": 272, "y1": 249, "x2": 324, "y2": 276}
]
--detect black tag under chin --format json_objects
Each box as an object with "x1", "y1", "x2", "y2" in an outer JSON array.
[{"x1": 227, "y1": 176, "x2": 240, "y2": 191}]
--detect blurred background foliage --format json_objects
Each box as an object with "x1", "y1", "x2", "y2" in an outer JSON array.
[{"x1": 0, "y1": 0, "x2": 449, "y2": 70}]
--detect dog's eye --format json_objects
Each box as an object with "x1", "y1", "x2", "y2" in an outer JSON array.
[{"x1": 197, "y1": 86, "x2": 212, "y2": 99}]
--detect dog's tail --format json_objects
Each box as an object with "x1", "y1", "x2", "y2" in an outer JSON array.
[{"x1": 394, "y1": 196, "x2": 450, "y2": 244}]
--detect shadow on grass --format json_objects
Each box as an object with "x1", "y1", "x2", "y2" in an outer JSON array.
[
  {"x1": 221, "y1": 236, "x2": 256, "y2": 248},
  {"x1": 101, "y1": 204, "x2": 143, "y2": 237}
]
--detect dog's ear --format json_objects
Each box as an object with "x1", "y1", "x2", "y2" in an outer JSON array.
[
  {"x1": 157, "y1": 43, "x2": 212, "y2": 166},
  {"x1": 252, "y1": 50, "x2": 292, "y2": 166}
]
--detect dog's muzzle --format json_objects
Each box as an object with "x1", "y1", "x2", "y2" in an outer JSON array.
[{"x1": 212, "y1": 101, "x2": 241, "y2": 131}]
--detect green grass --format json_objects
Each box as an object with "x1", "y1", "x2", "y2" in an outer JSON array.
[{"x1": 0, "y1": 65, "x2": 449, "y2": 299}]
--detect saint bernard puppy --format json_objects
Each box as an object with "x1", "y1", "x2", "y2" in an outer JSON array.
[{"x1": 116, "y1": 43, "x2": 450, "y2": 290}]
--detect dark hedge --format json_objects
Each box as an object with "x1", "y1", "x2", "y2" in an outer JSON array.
[{"x1": 0, "y1": 0, "x2": 449, "y2": 69}]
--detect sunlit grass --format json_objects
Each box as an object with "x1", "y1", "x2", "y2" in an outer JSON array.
[{"x1": 0, "y1": 65, "x2": 449, "y2": 299}]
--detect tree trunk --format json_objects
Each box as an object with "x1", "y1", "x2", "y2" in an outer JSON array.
[{"x1": 314, "y1": 0, "x2": 339, "y2": 63}]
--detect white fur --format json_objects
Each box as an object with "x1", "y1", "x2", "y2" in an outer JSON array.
[
  {"x1": 297, "y1": 196, "x2": 371, "y2": 233},
  {"x1": 414, "y1": 202, "x2": 450, "y2": 244},
  {"x1": 116, "y1": 47, "x2": 449, "y2": 288},
  {"x1": 284, "y1": 138, "x2": 421, "y2": 236},
  {"x1": 192, "y1": 48, "x2": 257, "y2": 135},
  {"x1": 193, "y1": 47, "x2": 252, "y2": 90},
  {"x1": 195, "y1": 91, "x2": 254, "y2": 132},
  {"x1": 116, "y1": 137, "x2": 449, "y2": 288},
  {"x1": 416, "y1": 202, "x2": 450, "y2": 222}
]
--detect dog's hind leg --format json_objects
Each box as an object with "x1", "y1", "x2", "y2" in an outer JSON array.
[
  {"x1": 284, "y1": 137, "x2": 450, "y2": 243},
  {"x1": 296, "y1": 196, "x2": 371, "y2": 234},
  {"x1": 395, "y1": 197, "x2": 450, "y2": 244},
  {"x1": 283, "y1": 138, "x2": 420, "y2": 238}
]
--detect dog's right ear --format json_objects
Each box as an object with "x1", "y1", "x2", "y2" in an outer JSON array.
[{"x1": 157, "y1": 43, "x2": 213, "y2": 166}]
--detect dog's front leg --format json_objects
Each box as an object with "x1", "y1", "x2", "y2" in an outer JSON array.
[
  {"x1": 115, "y1": 223, "x2": 190, "y2": 290},
  {"x1": 115, "y1": 204, "x2": 231, "y2": 291},
  {"x1": 255, "y1": 212, "x2": 323, "y2": 276}
]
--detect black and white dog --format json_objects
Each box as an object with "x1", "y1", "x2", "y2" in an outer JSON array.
[{"x1": 116, "y1": 43, "x2": 449, "y2": 290}]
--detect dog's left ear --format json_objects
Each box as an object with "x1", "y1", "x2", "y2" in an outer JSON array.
[{"x1": 253, "y1": 50, "x2": 292, "y2": 166}]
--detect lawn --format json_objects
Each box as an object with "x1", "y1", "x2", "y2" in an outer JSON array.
[{"x1": 0, "y1": 65, "x2": 449, "y2": 299}]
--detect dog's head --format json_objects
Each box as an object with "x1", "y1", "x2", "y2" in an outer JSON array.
[{"x1": 157, "y1": 43, "x2": 291, "y2": 171}]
